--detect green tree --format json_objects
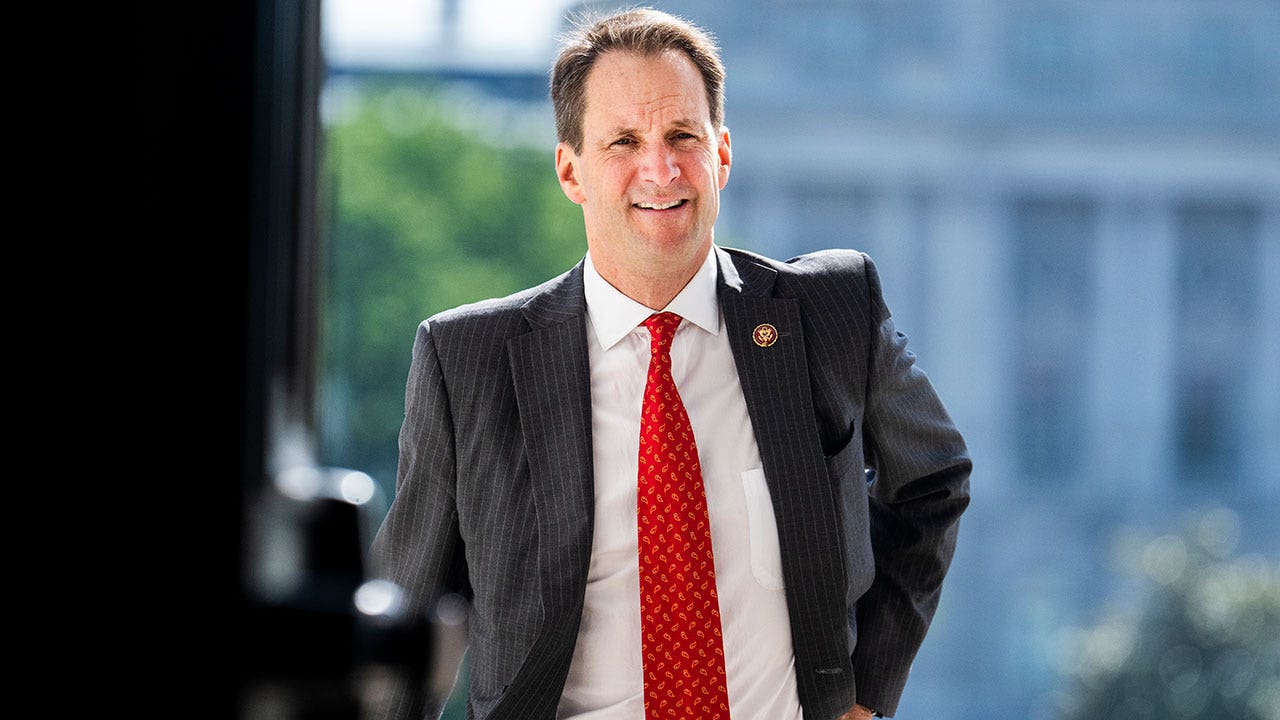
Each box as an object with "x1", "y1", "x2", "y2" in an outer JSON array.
[
  {"x1": 319, "y1": 80, "x2": 586, "y2": 488},
  {"x1": 1060, "y1": 509, "x2": 1280, "y2": 720}
]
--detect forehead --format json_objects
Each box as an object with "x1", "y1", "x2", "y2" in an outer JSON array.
[{"x1": 581, "y1": 50, "x2": 711, "y2": 133}]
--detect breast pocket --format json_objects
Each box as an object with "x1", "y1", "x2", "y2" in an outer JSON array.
[{"x1": 741, "y1": 468, "x2": 785, "y2": 590}]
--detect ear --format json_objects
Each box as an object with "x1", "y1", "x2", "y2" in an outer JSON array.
[
  {"x1": 556, "y1": 142, "x2": 587, "y2": 205},
  {"x1": 716, "y1": 127, "x2": 732, "y2": 190}
]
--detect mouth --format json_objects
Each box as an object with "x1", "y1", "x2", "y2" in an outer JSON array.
[{"x1": 632, "y1": 199, "x2": 688, "y2": 211}]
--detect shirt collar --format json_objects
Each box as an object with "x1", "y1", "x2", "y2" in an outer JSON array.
[{"x1": 583, "y1": 246, "x2": 721, "y2": 351}]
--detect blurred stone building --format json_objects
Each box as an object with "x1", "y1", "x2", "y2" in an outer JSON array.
[{"x1": 693, "y1": 4, "x2": 1279, "y2": 718}]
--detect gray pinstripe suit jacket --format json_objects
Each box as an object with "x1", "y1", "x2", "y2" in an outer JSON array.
[{"x1": 371, "y1": 246, "x2": 971, "y2": 719}]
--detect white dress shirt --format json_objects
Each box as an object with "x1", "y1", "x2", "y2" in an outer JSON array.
[{"x1": 557, "y1": 248, "x2": 804, "y2": 720}]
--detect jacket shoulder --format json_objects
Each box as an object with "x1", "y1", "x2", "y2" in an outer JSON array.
[
  {"x1": 721, "y1": 246, "x2": 872, "y2": 280},
  {"x1": 722, "y1": 245, "x2": 877, "y2": 301},
  {"x1": 721, "y1": 246, "x2": 891, "y2": 333},
  {"x1": 420, "y1": 265, "x2": 580, "y2": 339}
]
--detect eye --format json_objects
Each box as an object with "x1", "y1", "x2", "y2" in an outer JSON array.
[{"x1": 612, "y1": 137, "x2": 634, "y2": 146}]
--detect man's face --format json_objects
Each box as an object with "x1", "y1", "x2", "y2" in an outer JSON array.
[{"x1": 556, "y1": 50, "x2": 731, "y2": 281}]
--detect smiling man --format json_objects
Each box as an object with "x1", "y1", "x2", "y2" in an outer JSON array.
[
  {"x1": 372, "y1": 9, "x2": 971, "y2": 720},
  {"x1": 554, "y1": 46, "x2": 728, "y2": 311}
]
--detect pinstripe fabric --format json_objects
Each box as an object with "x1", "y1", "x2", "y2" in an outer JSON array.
[{"x1": 370, "y1": 247, "x2": 970, "y2": 720}]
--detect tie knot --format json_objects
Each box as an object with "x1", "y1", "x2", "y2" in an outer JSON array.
[{"x1": 643, "y1": 312, "x2": 682, "y2": 353}]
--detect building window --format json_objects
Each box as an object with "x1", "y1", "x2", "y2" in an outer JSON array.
[
  {"x1": 1011, "y1": 196, "x2": 1097, "y2": 483},
  {"x1": 1174, "y1": 201, "x2": 1261, "y2": 483},
  {"x1": 791, "y1": 182, "x2": 874, "y2": 258},
  {"x1": 1006, "y1": 6, "x2": 1095, "y2": 98},
  {"x1": 1180, "y1": 16, "x2": 1259, "y2": 98}
]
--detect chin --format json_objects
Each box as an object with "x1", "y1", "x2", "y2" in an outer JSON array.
[{"x1": 634, "y1": 234, "x2": 705, "y2": 261}]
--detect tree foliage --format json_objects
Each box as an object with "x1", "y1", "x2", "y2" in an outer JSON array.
[
  {"x1": 1060, "y1": 509, "x2": 1280, "y2": 720},
  {"x1": 319, "y1": 80, "x2": 586, "y2": 486}
]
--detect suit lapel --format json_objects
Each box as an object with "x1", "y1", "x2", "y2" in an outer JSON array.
[
  {"x1": 504, "y1": 263, "x2": 594, "y2": 710},
  {"x1": 716, "y1": 248, "x2": 851, "y2": 671}
]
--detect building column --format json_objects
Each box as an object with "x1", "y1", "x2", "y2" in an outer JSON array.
[
  {"x1": 1084, "y1": 195, "x2": 1177, "y2": 499},
  {"x1": 870, "y1": 184, "x2": 928, "y2": 347},
  {"x1": 1247, "y1": 203, "x2": 1280, "y2": 493},
  {"x1": 927, "y1": 187, "x2": 1013, "y2": 490}
]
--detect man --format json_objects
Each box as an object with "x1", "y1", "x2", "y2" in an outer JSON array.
[{"x1": 372, "y1": 9, "x2": 970, "y2": 720}]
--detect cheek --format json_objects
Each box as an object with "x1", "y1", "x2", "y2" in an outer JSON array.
[
  {"x1": 579, "y1": 172, "x2": 616, "y2": 206},
  {"x1": 691, "y1": 150, "x2": 721, "y2": 182},
  {"x1": 598, "y1": 157, "x2": 635, "y2": 191},
  {"x1": 608, "y1": 169, "x2": 634, "y2": 196}
]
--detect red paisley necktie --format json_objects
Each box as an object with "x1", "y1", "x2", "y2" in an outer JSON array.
[{"x1": 637, "y1": 312, "x2": 731, "y2": 719}]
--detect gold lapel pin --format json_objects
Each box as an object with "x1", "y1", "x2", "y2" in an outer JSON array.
[{"x1": 752, "y1": 323, "x2": 778, "y2": 348}]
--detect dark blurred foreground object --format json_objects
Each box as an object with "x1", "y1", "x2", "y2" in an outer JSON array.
[
  {"x1": 170, "y1": 0, "x2": 473, "y2": 711},
  {"x1": 239, "y1": 451, "x2": 459, "y2": 719},
  {"x1": 190, "y1": 0, "x2": 451, "y2": 710},
  {"x1": 1059, "y1": 508, "x2": 1280, "y2": 720}
]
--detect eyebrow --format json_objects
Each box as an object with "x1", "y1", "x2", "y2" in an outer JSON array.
[{"x1": 604, "y1": 119, "x2": 703, "y2": 137}]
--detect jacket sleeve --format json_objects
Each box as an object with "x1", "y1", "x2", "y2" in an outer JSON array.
[
  {"x1": 368, "y1": 320, "x2": 471, "y2": 719},
  {"x1": 370, "y1": 319, "x2": 471, "y2": 623},
  {"x1": 851, "y1": 253, "x2": 971, "y2": 717}
]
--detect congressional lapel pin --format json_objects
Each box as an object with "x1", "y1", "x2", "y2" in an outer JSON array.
[{"x1": 752, "y1": 323, "x2": 778, "y2": 348}]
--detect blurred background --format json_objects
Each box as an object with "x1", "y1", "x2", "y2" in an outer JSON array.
[{"x1": 214, "y1": 0, "x2": 1279, "y2": 718}]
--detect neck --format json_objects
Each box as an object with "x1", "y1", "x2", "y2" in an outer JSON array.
[{"x1": 589, "y1": 245, "x2": 709, "y2": 310}]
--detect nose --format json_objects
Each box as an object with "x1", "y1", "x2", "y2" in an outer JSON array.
[{"x1": 638, "y1": 142, "x2": 679, "y2": 187}]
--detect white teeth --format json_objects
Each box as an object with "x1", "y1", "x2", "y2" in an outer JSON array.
[{"x1": 636, "y1": 200, "x2": 684, "y2": 210}]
